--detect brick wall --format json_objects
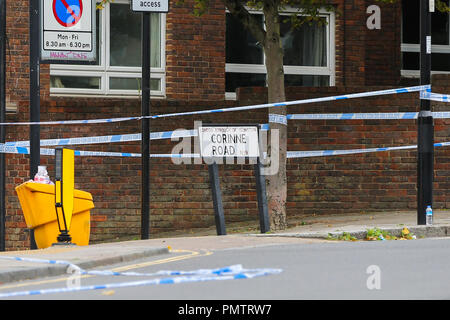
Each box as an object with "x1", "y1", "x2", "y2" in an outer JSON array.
[
  {"x1": 2, "y1": 0, "x2": 445, "y2": 250},
  {"x1": 4, "y1": 76, "x2": 449, "y2": 250},
  {"x1": 165, "y1": 0, "x2": 226, "y2": 100},
  {"x1": 4, "y1": 0, "x2": 404, "y2": 103},
  {"x1": 364, "y1": 0, "x2": 401, "y2": 86},
  {"x1": 237, "y1": 76, "x2": 449, "y2": 218},
  {"x1": 334, "y1": 0, "x2": 401, "y2": 86}
]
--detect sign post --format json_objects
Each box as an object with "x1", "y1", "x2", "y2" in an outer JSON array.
[
  {"x1": 30, "y1": 0, "x2": 96, "y2": 250},
  {"x1": 29, "y1": 0, "x2": 40, "y2": 249},
  {"x1": 208, "y1": 162, "x2": 226, "y2": 235},
  {"x1": 417, "y1": 0, "x2": 434, "y2": 225},
  {"x1": 0, "y1": 0, "x2": 5, "y2": 251},
  {"x1": 40, "y1": 0, "x2": 96, "y2": 64},
  {"x1": 131, "y1": 0, "x2": 168, "y2": 240},
  {"x1": 199, "y1": 125, "x2": 270, "y2": 234}
]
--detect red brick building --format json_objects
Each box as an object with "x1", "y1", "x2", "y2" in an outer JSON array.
[{"x1": 2, "y1": 0, "x2": 449, "y2": 249}]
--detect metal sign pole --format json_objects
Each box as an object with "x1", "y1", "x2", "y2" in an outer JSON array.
[
  {"x1": 254, "y1": 157, "x2": 270, "y2": 233},
  {"x1": 208, "y1": 162, "x2": 226, "y2": 236},
  {"x1": 141, "y1": 12, "x2": 150, "y2": 239},
  {"x1": 417, "y1": 0, "x2": 434, "y2": 225},
  {"x1": 131, "y1": 0, "x2": 168, "y2": 241},
  {"x1": 29, "y1": 0, "x2": 40, "y2": 249},
  {"x1": 0, "y1": 0, "x2": 6, "y2": 251},
  {"x1": 200, "y1": 125, "x2": 269, "y2": 234}
]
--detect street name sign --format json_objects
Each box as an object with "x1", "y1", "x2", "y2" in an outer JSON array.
[
  {"x1": 199, "y1": 126, "x2": 260, "y2": 158},
  {"x1": 131, "y1": 0, "x2": 169, "y2": 12},
  {"x1": 199, "y1": 125, "x2": 269, "y2": 235},
  {"x1": 41, "y1": 0, "x2": 96, "y2": 64}
]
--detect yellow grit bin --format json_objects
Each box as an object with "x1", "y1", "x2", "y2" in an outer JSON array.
[{"x1": 15, "y1": 148, "x2": 94, "y2": 249}]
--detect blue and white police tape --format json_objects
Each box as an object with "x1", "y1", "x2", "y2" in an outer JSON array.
[
  {"x1": 421, "y1": 91, "x2": 450, "y2": 102},
  {"x1": 2, "y1": 125, "x2": 271, "y2": 149},
  {"x1": 147, "y1": 85, "x2": 431, "y2": 120},
  {"x1": 287, "y1": 141, "x2": 450, "y2": 159},
  {"x1": 3, "y1": 129, "x2": 199, "y2": 148},
  {"x1": 0, "y1": 269, "x2": 282, "y2": 298},
  {"x1": 3, "y1": 109, "x2": 448, "y2": 149},
  {"x1": 0, "y1": 85, "x2": 430, "y2": 127},
  {"x1": 0, "y1": 116, "x2": 143, "y2": 126},
  {"x1": 0, "y1": 256, "x2": 282, "y2": 298},
  {"x1": 268, "y1": 114, "x2": 288, "y2": 125},
  {"x1": 268, "y1": 112, "x2": 450, "y2": 122},
  {"x1": 0, "y1": 141, "x2": 449, "y2": 159},
  {"x1": 0, "y1": 144, "x2": 204, "y2": 158},
  {"x1": 9, "y1": 108, "x2": 450, "y2": 149}
]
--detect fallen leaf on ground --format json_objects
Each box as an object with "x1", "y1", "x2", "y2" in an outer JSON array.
[{"x1": 101, "y1": 290, "x2": 115, "y2": 296}]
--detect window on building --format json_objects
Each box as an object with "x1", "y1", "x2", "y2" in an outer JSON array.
[
  {"x1": 50, "y1": 0, "x2": 165, "y2": 97},
  {"x1": 401, "y1": 0, "x2": 450, "y2": 76},
  {"x1": 225, "y1": 10, "x2": 335, "y2": 99}
]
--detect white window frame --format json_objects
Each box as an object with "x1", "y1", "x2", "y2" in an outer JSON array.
[
  {"x1": 401, "y1": 1, "x2": 450, "y2": 78},
  {"x1": 225, "y1": 8, "x2": 335, "y2": 100},
  {"x1": 50, "y1": 0, "x2": 166, "y2": 98}
]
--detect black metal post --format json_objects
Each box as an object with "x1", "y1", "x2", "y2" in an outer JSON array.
[
  {"x1": 141, "y1": 12, "x2": 150, "y2": 239},
  {"x1": 208, "y1": 162, "x2": 226, "y2": 235},
  {"x1": 417, "y1": 0, "x2": 434, "y2": 225},
  {"x1": 29, "y1": 0, "x2": 39, "y2": 249},
  {"x1": 0, "y1": 0, "x2": 6, "y2": 251},
  {"x1": 254, "y1": 158, "x2": 270, "y2": 233}
]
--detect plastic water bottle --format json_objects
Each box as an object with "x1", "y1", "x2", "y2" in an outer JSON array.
[
  {"x1": 33, "y1": 166, "x2": 53, "y2": 185},
  {"x1": 426, "y1": 205, "x2": 433, "y2": 225}
]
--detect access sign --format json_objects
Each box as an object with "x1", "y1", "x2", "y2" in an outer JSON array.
[
  {"x1": 131, "y1": 0, "x2": 169, "y2": 12},
  {"x1": 41, "y1": 0, "x2": 96, "y2": 63}
]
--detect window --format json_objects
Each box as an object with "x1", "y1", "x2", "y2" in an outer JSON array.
[
  {"x1": 50, "y1": 0, "x2": 165, "y2": 97},
  {"x1": 401, "y1": 0, "x2": 450, "y2": 76},
  {"x1": 225, "y1": 9, "x2": 335, "y2": 99}
]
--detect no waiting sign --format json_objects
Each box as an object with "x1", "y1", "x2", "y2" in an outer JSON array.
[{"x1": 41, "y1": 0, "x2": 96, "y2": 64}]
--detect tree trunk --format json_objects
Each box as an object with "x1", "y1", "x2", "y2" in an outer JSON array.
[{"x1": 263, "y1": 3, "x2": 287, "y2": 230}]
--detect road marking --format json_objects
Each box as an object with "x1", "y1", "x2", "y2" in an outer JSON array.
[
  {"x1": 0, "y1": 248, "x2": 212, "y2": 291},
  {"x1": 109, "y1": 249, "x2": 213, "y2": 273}
]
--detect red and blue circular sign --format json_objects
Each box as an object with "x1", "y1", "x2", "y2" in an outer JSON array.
[{"x1": 52, "y1": 0, "x2": 83, "y2": 27}]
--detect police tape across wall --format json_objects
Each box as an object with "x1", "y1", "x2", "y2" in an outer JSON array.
[
  {"x1": 0, "y1": 85, "x2": 435, "y2": 126},
  {"x1": 0, "y1": 84, "x2": 447, "y2": 159},
  {"x1": 0, "y1": 140, "x2": 448, "y2": 159},
  {"x1": 421, "y1": 91, "x2": 450, "y2": 102},
  {"x1": 1, "y1": 111, "x2": 449, "y2": 149}
]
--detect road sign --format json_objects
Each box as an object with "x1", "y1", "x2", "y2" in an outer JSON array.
[
  {"x1": 131, "y1": 0, "x2": 169, "y2": 12},
  {"x1": 199, "y1": 126, "x2": 260, "y2": 158},
  {"x1": 199, "y1": 125, "x2": 269, "y2": 235},
  {"x1": 53, "y1": 0, "x2": 83, "y2": 27},
  {"x1": 41, "y1": 0, "x2": 96, "y2": 64}
]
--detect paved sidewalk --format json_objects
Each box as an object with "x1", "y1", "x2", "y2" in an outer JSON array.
[
  {"x1": 264, "y1": 209, "x2": 450, "y2": 239},
  {"x1": 0, "y1": 209, "x2": 449, "y2": 285}
]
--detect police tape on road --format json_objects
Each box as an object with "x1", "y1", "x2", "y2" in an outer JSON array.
[{"x1": 0, "y1": 256, "x2": 282, "y2": 298}]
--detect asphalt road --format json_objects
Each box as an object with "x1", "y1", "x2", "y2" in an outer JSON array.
[{"x1": 1, "y1": 237, "x2": 450, "y2": 301}]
